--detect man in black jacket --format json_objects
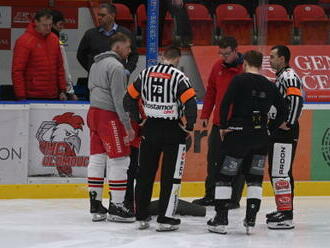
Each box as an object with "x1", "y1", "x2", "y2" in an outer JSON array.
[{"x1": 77, "y1": 3, "x2": 138, "y2": 74}]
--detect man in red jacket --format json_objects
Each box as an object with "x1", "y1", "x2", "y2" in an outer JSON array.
[
  {"x1": 12, "y1": 9, "x2": 67, "y2": 101},
  {"x1": 192, "y1": 36, "x2": 245, "y2": 208}
]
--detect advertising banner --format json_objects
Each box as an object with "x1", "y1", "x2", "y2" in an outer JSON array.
[
  {"x1": 290, "y1": 109, "x2": 312, "y2": 181},
  {"x1": 0, "y1": 105, "x2": 29, "y2": 184},
  {"x1": 182, "y1": 108, "x2": 312, "y2": 182},
  {"x1": 146, "y1": 0, "x2": 159, "y2": 67},
  {"x1": 11, "y1": 7, "x2": 78, "y2": 29},
  {"x1": 0, "y1": 102, "x2": 322, "y2": 184},
  {"x1": 28, "y1": 104, "x2": 89, "y2": 178},
  {"x1": 192, "y1": 46, "x2": 330, "y2": 102},
  {"x1": 0, "y1": 28, "x2": 11, "y2": 50},
  {"x1": 311, "y1": 110, "x2": 330, "y2": 180}
]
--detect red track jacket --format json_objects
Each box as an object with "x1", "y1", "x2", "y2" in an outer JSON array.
[
  {"x1": 12, "y1": 23, "x2": 66, "y2": 99},
  {"x1": 201, "y1": 59, "x2": 243, "y2": 125}
]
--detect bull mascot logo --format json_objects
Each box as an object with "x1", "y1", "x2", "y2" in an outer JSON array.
[{"x1": 36, "y1": 112, "x2": 85, "y2": 177}]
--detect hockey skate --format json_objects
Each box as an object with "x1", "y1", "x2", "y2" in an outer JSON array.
[
  {"x1": 266, "y1": 211, "x2": 294, "y2": 230},
  {"x1": 244, "y1": 201, "x2": 258, "y2": 235},
  {"x1": 138, "y1": 216, "x2": 152, "y2": 230},
  {"x1": 207, "y1": 211, "x2": 228, "y2": 234},
  {"x1": 108, "y1": 202, "x2": 136, "y2": 223},
  {"x1": 156, "y1": 216, "x2": 181, "y2": 232},
  {"x1": 243, "y1": 215, "x2": 256, "y2": 235},
  {"x1": 89, "y1": 191, "x2": 108, "y2": 222},
  {"x1": 192, "y1": 197, "x2": 215, "y2": 206},
  {"x1": 266, "y1": 210, "x2": 279, "y2": 219}
]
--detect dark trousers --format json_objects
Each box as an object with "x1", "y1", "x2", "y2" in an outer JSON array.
[
  {"x1": 135, "y1": 118, "x2": 187, "y2": 221},
  {"x1": 124, "y1": 146, "x2": 139, "y2": 205},
  {"x1": 215, "y1": 130, "x2": 269, "y2": 213},
  {"x1": 268, "y1": 123, "x2": 299, "y2": 209},
  {"x1": 205, "y1": 125, "x2": 245, "y2": 203}
]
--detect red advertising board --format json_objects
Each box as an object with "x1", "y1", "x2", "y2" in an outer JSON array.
[
  {"x1": 192, "y1": 46, "x2": 330, "y2": 102},
  {"x1": 11, "y1": 7, "x2": 78, "y2": 29},
  {"x1": 0, "y1": 28, "x2": 11, "y2": 50}
]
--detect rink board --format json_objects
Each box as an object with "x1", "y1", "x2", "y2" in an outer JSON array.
[
  {"x1": 1, "y1": 181, "x2": 330, "y2": 199},
  {"x1": 0, "y1": 103, "x2": 330, "y2": 198}
]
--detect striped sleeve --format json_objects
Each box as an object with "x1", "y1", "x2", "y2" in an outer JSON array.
[
  {"x1": 282, "y1": 72, "x2": 304, "y2": 126},
  {"x1": 177, "y1": 75, "x2": 196, "y2": 103},
  {"x1": 123, "y1": 74, "x2": 143, "y2": 123}
]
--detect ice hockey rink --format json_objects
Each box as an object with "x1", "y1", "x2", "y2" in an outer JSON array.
[{"x1": 1, "y1": 197, "x2": 329, "y2": 248}]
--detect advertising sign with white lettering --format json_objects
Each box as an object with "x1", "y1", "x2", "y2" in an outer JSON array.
[
  {"x1": 192, "y1": 46, "x2": 330, "y2": 102},
  {"x1": 0, "y1": 105, "x2": 29, "y2": 184},
  {"x1": 28, "y1": 104, "x2": 89, "y2": 178},
  {"x1": 11, "y1": 7, "x2": 78, "y2": 29},
  {"x1": 262, "y1": 46, "x2": 330, "y2": 102}
]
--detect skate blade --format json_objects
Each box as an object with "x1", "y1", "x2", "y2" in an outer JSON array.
[
  {"x1": 207, "y1": 225, "x2": 227, "y2": 234},
  {"x1": 107, "y1": 215, "x2": 136, "y2": 223},
  {"x1": 245, "y1": 225, "x2": 255, "y2": 235},
  {"x1": 243, "y1": 221, "x2": 255, "y2": 235},
  {"x1": 156, "y1": 223, "x2": 179, "y2": 232},
  {"x1": 138, "y1": 221, "x2": 150, "y2": 230},
  {"x1": 267, "y1": 220, "x2": 295, "y2": 230},
  {"x1": 92, "y1": 213, "x2": 107, "y2": 222}
]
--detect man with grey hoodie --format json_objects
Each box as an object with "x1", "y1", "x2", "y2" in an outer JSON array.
[{"x1": 86, "y1": 32, "x2": 135, "y2": 223}]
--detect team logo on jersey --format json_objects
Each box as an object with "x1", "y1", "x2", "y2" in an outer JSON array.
[
  {"x1": 321, "y1": 128, "x2": 330, "y2": 167},
  {"x1": 149, "y1": 72, "x2": 172, "y2": 79},
  {"x1": 35, "y1": 112, "x2": 89, "y2": 176}
]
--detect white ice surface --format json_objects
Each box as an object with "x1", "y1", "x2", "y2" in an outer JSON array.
[{"x1": 0, "y1": 197, "x2": 330, "y2": 248}]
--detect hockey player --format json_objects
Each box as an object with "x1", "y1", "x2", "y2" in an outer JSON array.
[
  {"x1": 124, "y1": 46, "x2": 197, "y2": 231},
  {"x1": 266, "y1": 45, "x2": 303, "y2": 229},
  {"x1": 87, "y1": 33, "x2": 135, "y2": 223},
  {"x1": 207, "y1": 50, "x2": 287, "y2": 235}
]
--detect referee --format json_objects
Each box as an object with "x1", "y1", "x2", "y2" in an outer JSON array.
[
  {"x1": 266, "y1": 45, "x2": 304, "y2": 229},
  {"x1": 123, "y1": 46, "x2": 197, "y2": 231}
]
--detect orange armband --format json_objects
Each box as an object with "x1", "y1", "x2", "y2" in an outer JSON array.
[{"x1": 287, "y1": 87, "x2": 302, "y2": 96}]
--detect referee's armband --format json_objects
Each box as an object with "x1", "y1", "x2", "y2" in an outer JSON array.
[
  {"x1": 180, "y1": 88, "x2": 196, "y2": 103},
  {"x1": 127, "y1": 84, "x2": 140, "y2": 99},
  {"x1": 287, "y1": 87, "x2": 302, "y2": 97}
]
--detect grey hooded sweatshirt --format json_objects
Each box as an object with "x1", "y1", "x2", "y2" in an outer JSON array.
[{"x1": 88, "y1": 51, "x2": 131, "y2": 130}]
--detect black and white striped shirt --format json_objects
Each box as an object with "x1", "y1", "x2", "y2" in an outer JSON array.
[
  {"x1": 127, "y1": 63, "x2": 195, "y2": 120},
  {"x1": 275, "y1": 66, "x2": 304, "y2": 126}
]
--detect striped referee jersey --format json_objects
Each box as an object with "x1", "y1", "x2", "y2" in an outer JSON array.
[
  {"x1": 126, "y1": 63, "x2": 196, "y2": 120},
  {"x1": 275, "y1": 66, "x2": 304, "y2": 126}
]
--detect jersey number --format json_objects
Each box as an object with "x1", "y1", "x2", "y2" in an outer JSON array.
[{"x1": 152, "y1": 85, "x2": 163, "y2": 94}]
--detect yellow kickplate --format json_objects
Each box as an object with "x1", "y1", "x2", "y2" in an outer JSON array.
[{"x1": 0, "y1": 181, "x2": 329, "y2": 199}]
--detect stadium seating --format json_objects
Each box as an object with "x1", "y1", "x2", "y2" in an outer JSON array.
[
  {"x1": 215, "y1": 4, "x2": 253, "y2": 45},
  {"x1": 293, "y1": 5, "x2": 330, "y2": 45},
  {"x1": 113, "y1": 3, "x2": 134, "y2": 31},
  {"x1": 255, "y1": 4, "x2": 293, "y2": 45},
  {"x1": 185, "y1": 3, "x2": 213, "y2": 45},
  {"x1": 319, "y1": 0, "x2": 330, "y2": 15},
  {"x1": 136, "y1": 4, "x2": 174, "y2": 47}
]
